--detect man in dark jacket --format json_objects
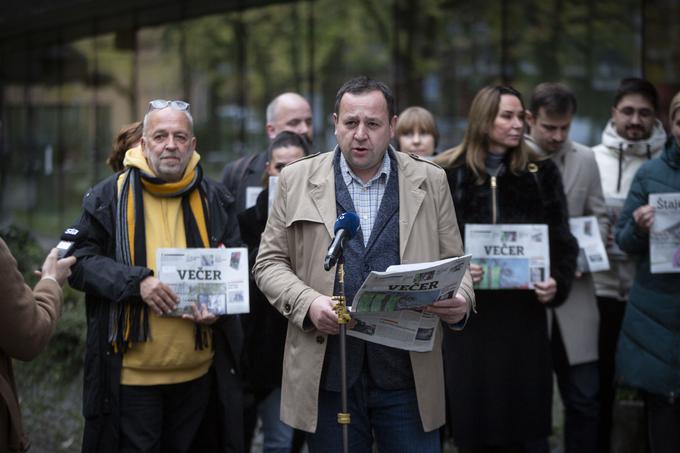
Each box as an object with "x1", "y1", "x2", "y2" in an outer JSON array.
[
  {"x1": 238, "y1": 131, "x2": 310, "y2": 453},
  {"x1": 69, "y1": 99, "x2": 243, "y2": 453},
  {"x1": 221, "y1": 92, "x2": 313, "y2": 213}
]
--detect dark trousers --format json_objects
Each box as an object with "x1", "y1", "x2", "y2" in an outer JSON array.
[
  {"x1": 552, "y1": 318, "x2": 600, "y2": 453},
  {"x1": 646, "y1": 393, "x2": 680, "y2": 453},
  {"x1": 458, "y1": 438, "x2": 549, "y2": 453},
  {"x1": 307, "y1": 372, "x2": 439, "y2": 453},
  {"x1": 119, "y1": 373, "x2": 211, "y2": 453},
  {"x1": 597, "y1": 296, "x2": 626, "y2": 453}
]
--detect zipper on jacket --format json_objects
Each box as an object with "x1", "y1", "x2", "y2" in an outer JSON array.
[{"x1": 490, "y1": 175, "x2": 498, "y2": 224}]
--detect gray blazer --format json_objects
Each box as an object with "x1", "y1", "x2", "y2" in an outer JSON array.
[{"x1": 528, "y1": 137, "x2": 609, "y2": 365}]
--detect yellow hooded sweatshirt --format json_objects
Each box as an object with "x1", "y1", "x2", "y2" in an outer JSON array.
[{"x1": 119, "y1": 147, "x2": 213, "y2": 386}]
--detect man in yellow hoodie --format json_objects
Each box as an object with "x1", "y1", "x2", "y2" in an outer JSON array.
[{"x1": 69, "y1": 100, "x2": 243, "y2": 453}]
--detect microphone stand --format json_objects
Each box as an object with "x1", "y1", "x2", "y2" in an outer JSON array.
[{"x1": 331, "y1": 257, "x2": 351, "y2": 453}]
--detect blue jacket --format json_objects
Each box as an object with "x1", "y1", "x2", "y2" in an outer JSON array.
[{"x1": 615, "y1": 138, "x2": 680, "y2": 398}]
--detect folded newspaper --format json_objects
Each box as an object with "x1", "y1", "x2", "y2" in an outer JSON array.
[
  {"x1": 569, "y1": 216, "x2": 610, "y2": 273},
  {"x1": 465, "y1": 223, "x2": 550, "y2": 289},
  {"x1": 347, "y1": 254, "x2": 471, "y2": 352},
  {"x1": 650, "y1": 192, "x2": 680, "y2": 274},
  {"x1": 156, "y1": 247, "x2": 250, "y2": 316}
]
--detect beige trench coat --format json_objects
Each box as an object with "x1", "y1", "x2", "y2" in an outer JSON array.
[{"x1": 253, "y1": 149, "x2": 474, "y2": 433}]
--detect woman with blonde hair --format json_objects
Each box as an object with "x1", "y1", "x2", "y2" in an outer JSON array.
[
  {"x1": 436, "y1": 86, "x2": 578, "y2": 452},
  {"x1": 395, "y1": 106, "x2": 439, "y2": 157}
]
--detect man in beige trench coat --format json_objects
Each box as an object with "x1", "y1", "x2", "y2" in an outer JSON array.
[{"x1": 253, "y1": 76, "x2": 474, "y2": 452}]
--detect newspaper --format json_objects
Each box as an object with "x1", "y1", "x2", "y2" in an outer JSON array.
[
  {"x1": 464, "y1": 223, "x2": 550, "y2": 289},
  {"x1": 245, "y1": 186, "x2": 263, "y2": 209},
  {"x1": 650, "y1": 192, "x2": 680, "y2": 274},
  {"x1": 156, "y1": 247, "x2": 249, "y2": 316},
  {"x1": 347, "y1": 255, "x2": 471, "y2": 352},
  {"x1": 268, "y1": 176, "x2": 279, "y2": 210},
  {"x1": 569, "y1": 216, "x2": 610, "y2": 273},
  {"x1": 604, "y1": 196, "x2": 627, "y2": 259}
]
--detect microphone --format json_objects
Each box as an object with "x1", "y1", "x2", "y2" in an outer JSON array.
[
  {"x1": 55, "y1": 225, "x2": 87, "y2": 259},
  {"x1": 324, "y1": 212, "x2": 361, "y2": 271}
]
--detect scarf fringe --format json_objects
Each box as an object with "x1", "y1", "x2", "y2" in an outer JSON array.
[{"x1": 111, "y1": 165, "x2": 209, "y2": 352}]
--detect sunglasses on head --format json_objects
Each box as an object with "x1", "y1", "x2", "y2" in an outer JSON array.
[{"x1": 147, "y1": 99, "x2": 190, "y2": 113}]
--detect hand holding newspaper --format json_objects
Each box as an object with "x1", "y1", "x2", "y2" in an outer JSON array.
[
  {"x1": 464, "y1": 224, "x2": 550, "y2": 289},
  {"x1": 347, "y1": 254, "x2": 471, "y2": 352},
  {"x1": 569, "y1": 216, "x2": 610, "y2": 273},
  {"x1": 156, "y1": 247, "x2": 250, "y2": 316},
  {"x1": 649, "y1": 192, "x2": 680, "y2": 273}
]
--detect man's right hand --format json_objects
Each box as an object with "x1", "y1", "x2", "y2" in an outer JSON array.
[
  {"x1": 140, "y1": 276, "x2": 179, "y2": 315},
  {"x1": 308, "y1": 295, "x2": 340, "y2": 335}
]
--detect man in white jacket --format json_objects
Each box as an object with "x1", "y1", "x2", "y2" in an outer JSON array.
[
  {"x1": 526, "y1": 82, "x2": 608, "y2": 453},
  {"x1": 592, "y1": 77, "x2": 666, "y2": 453}
]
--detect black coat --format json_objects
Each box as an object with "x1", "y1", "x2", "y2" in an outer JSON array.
[
  {"x1": 443, "y1": 157, "x2": 578, "y2": 447},
  {"x1": 69, "y1": 173, "x2": 245, "y2": 453},
  {"x1": 237, "y1": 189, "x2": 288, "y2": 398}
]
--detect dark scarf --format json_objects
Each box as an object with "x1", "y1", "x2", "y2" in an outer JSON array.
[{"x1": 111, "y1": 163, "x2": 210, "y2": 352}]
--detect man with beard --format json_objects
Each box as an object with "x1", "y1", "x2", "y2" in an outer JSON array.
[
  {"x1": 69, "y1": 100, "x2": 243, "y2": 453},
  {"x1": 525, "y1": 82, "x2": 608, "y2": 453},
  {"x1": 592, "y1": 77, "x2": 666, "y2": 453},
  {"x1": 221, "y1": 92, "x2": 313, "y2": 213}
]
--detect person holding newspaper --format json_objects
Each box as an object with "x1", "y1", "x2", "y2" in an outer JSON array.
[
  {"x1": 613, "y1": 90, "x2": 680, "y2": 453},
  {"x1": 253, "y1": 76, "x2": 474, "y2": 453},
  {"x1": 68, "y1": 99, "x2": 243, "y2": 453},
  {"x1": 238, "y1": 131, "x2": 310, "y2": 453},
  {"x1": 525, "y1": 82, "x2": 608, "y2": 453},
  {"x1": 434, "y1": 85, "x2": 578, "y2": 452}
]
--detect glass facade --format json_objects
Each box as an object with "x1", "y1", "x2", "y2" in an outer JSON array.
[{"x1": 1, "y1": 0, "x2": 678, "y2": 236}]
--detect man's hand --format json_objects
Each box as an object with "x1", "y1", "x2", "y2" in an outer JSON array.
[
  {"x1": 182, "y1": 303, "x2": 218, "y2": 325},
  {"x1": 424, "y1": 294, "x2": 467, "y2": 325},
  {"x1": 469, "y1": 263, "x2": 484, "y2": 284},
  {"x1": 140, "y1": 276, "x2": 179, "y2": 315},
  {"x1": 308, "y1": 295, "x2": 340, "y2": 335},
  {"x1": 38, "y1": 248, "x2": 76, "y2": 286},
  {"x1": 534, "y1": 277, "x2": 557, "y2": 304},
  {"x1": 633, "y1": 204, "x2": 654, "y2": 233}
]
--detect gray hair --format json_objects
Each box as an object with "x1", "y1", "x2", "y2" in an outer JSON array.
[{"x1": 142, "y1": 109, "x2": 194, "y2": 136}]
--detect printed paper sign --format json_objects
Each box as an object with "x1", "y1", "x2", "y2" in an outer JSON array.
[
  {"x1": 156, "y1": 247, "x2": 249, "y2": 315},
  {"x1": 649, "y1": 193, "x2": 680, "y2": 273},
  {"x1": 465, "y1": 224, "x2": 550, "y2": 289}
]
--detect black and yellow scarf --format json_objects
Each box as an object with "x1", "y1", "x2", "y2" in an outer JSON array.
[{"x1": 111, "y1": 161, "x2": 211, "y2": 352}]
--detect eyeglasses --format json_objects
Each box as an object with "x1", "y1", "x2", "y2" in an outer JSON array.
[
  {"x1": 616, "y1": 106, "x2": 654, "y2": 119},
  {"x1": 147, "y1": 99, "x2": 191, "y2": 113}
]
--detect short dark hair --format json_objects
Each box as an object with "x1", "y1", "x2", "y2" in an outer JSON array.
[
  {"x1": 267, "y1": 131, "x2": 311, "y2": 160},
  {"x1": 613, "y1": 77, "x2": 659, "y2": 111},
  {"x1": 334, "y1": 76, "x2": 396, "y2": 119},
  {"x1": 529, "y1": 82, "x2": 577, "y2": 116}
]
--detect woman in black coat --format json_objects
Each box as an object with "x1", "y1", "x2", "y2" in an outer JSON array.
[{"x1": 434, "y1": 86, "x2": 578, "y2": 452}]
